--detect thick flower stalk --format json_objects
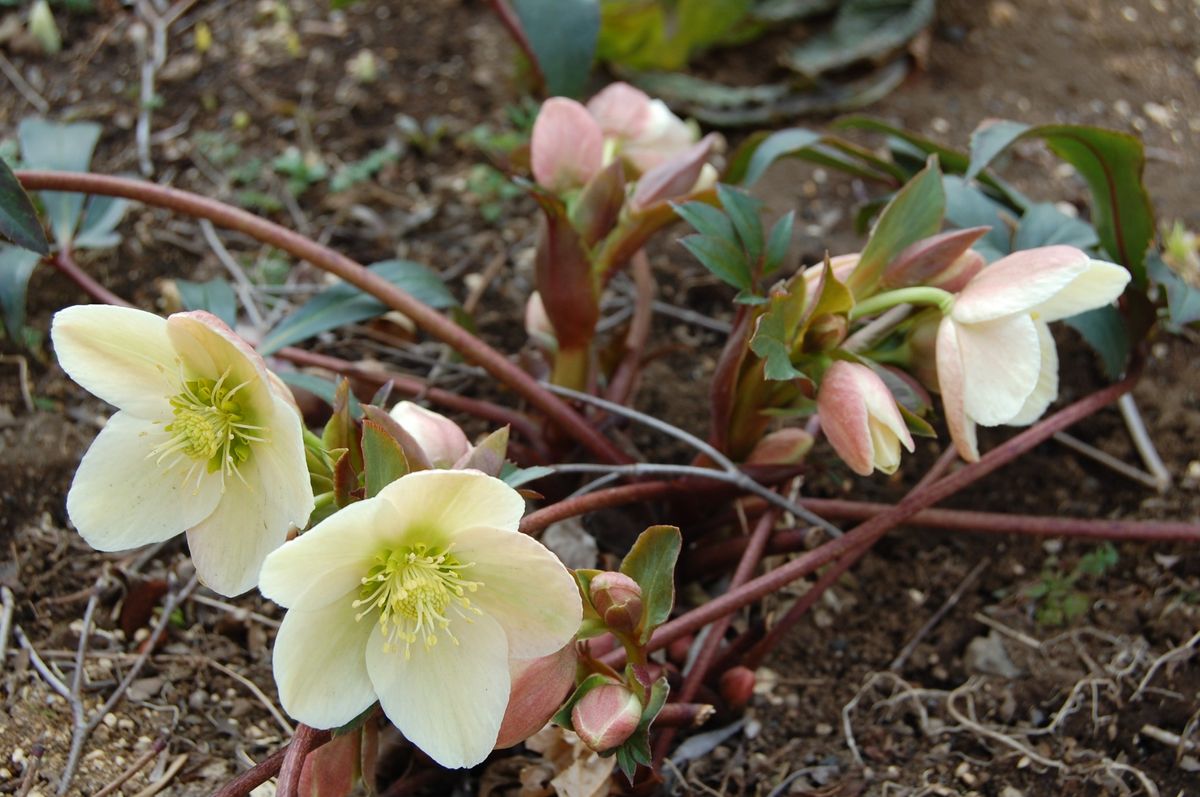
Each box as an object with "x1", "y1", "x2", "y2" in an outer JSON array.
[
  {"x1": 259, "y1": 470, "x2": 583, "y2": 769},
  {"x1": 936, "y1": 245, "x2": 1130, "y2": 461},
  {"x1": 51, "y1": 305, "x2": 314, "y2": 596},
  {"x1": 817, "y1": 361, "x2": 915, "y2": 476}
]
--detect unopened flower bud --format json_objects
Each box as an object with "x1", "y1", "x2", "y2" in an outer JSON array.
[
  {"x1": 905, "y1": 315, "x2": 941, "y2": 391},
  {"x1": 571, "y1": 683, "x2": 643, "y2": 753},
  {"x1": 802, "y1": 313, "x2": 848, "y2": 353},
  {"x1": 817, "y1": 361, "x2": 914, "y2": 476},
  {"x1": 495, "y1": 645, "x2": 578, "y2": 749},
  {"x1": 530, "y1": 98, "x2": 604, "y2": 193},
  {"x1": 589, "y1": 571, "x2": 643, "y2": 634},
  {"x1": 719, "y1": 666, "x2": 756, "y2": 711},
  {"x1": 881, "y1": 227, "x2": 989, "y2": 292},
  {"x1": 388, "y1": 401, "x2": 471, "y2": 468},
  {"x1": 745, "y1": 428, "x2": 814, "y2": 466}
]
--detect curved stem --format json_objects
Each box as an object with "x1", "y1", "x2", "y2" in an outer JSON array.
[
  {"x1": 277, "y1": 724, "x2": 321, "y2": 797},
  {"x1": 519, "y1": 480, "x2": 678, "y2": 535},
  {"x1": 211, "y1": 730, "x2": 331, "y2": 797},
  {"x1": 849, "y1": 286, "x2": 953, "y2": 321},
  {"x1": 601, "y1": 368, "x2": 1142, "y2": 668},
  {"x1": 17, "y1": 170, "x2": 629, "y2": 466}
]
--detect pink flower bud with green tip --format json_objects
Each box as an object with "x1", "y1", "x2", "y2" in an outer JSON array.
[
  {"x1": 817, "y1": 361, "x2": 915, "y2": 476},
  {"x1": 571, "y1": 682, "x2": 643, "y2": 753},
  {"x1": 589, "y1": 571, "x2": 643, "y2": 635},
  {"x1": 387, "y1": 401, "x2": 471, "y2": 468},
  {"x1": 530, "y1": 98, "x2": 604, "y2": 193},
  {"x1": 936, "y1": 245, "x2": 1130, "y2": 461}
]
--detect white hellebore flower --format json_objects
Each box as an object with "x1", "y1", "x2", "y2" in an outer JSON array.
[
  {"x1": 258, "y1": 470, "x2": 583, "y2": 769},
  {"x1": 936, "y1": 245, "x2": 1130, "y2": 461},
  {"x1": 51, "y1": 305, "x2": 314, "y2": 596}
]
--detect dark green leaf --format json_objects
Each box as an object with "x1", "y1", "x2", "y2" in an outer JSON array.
[
  {"x1": 679, "y1": 233, "x2": 752, "y2": 291},
  {"x1": 716, "y1": 184, "x2": 764, "y2": 264},
  {"x1": 177, "y1": 277, "x2": 238, "y2": 327},
  {"x1": 730, "y1": 127, "x2": 821, "y2": 186},
  {"x1": 966, "y1": 121, "x2": 1154, "y2": 285},
  {"x1": 1064, "y1": 305, "x2": 1129, "y2": 379},
  {"x1": 619, "y1": 525, "x2": 681, "y2": 644},
  {"x1": 1013, "y1": 203, "x2": 1100, "y2": 251},
  {"x1": 361, "y1": 420, "x2": 410, "y2": 497},
  {"x1": 672, "y1": 200, "x2": 735, "y2": 242},
  {"x1": 763, "y1": 211, "x2": 794, "y2": 275},
  {"x1": 846, "y1": 156, "x2": 944, "y2": 297},
  {"x1": 260, "y1": 259, "x2": 457, "y2": 354},
  {"x1": 18, "y1": 118, "x2": 102, "y2": 247},
  {"x1": 0, "y1": 245, "x2": 42, "y2": 338},
  {"x1": 512, "y1": 0, "x2": 600, "y2": 98},
  {"x1": 942, "y1": 175, "x2": 1012, "y2": 261},
  {"x1": 784, "y1": 0, "x2": 935, "y2": 77},
  {"x1": 0, "y1": 157, "x2": 48, "y2": 255}
]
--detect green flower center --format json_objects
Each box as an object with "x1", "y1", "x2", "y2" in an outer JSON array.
[
  {"x1": 155, "y1": 367, "x2": 266, "y2": 481},
  {"x1": 354, "y1": 543, "x2": 482, "y2": 659}
]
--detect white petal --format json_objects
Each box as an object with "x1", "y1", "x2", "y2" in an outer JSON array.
[
  {"x1": 1030, "y1": 259, "x2": 1130, "y2": 322},
  {"x1": 260, "y1": 495, "x2": 398, "y2": 611},
  {"x1": 67, "y1": 412, "x2": 222, "y2": 551},
  {"x1": 935, "y1": 318, "x2": 979, "y2": 462},
  {"x1": 186, "y1": 399, "x2": 315, "y2": 597},
  {"x1": 1007, "y1": 321, "x2": 1059, "y2": 425},
  {"x1": 166, "y1": 312, "x2": 276, "y2": 421},
  {"x1": 868, "y1": 420, "x2": 903, "y2": 474},
  {"x1": 453, "y1": 525, "x2": 582, "y2": 659},
  {"x1": 51, "y1": 305, "x2": 178, "y2": 418},
  {"x1": 273, "y1": 599, "x2": 377, "y2": 730},
  {"x1": 956, "y1": 314, "x2": 1042, "y2": 426},
  {"x1": 375, "y1": 470, "x2": 526, "y2": 549},
  {"x1": 953, "y1": 246, "x2": 1091, "y2": 324},
  {"x1": 367, "y1": 611, "x2": 510, "y2": 769}
]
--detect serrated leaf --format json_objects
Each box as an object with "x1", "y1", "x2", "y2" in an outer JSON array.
[
  {"x1": 763, "y1": 211, "x2": 794, "y2": 275},
  {"x1": 177, "y1": 277, "x2": 238, "y2": 327},
  {"x1": 716, "y1": 184, "x2": 764, "y2": 264},
  {"x1": 18, "y1": 118, "x2": 102, "y2": 247},
  {"x1": 260, "y1": 259, "x2": 457, "y2": 354},
  {"x1": 361, "y1": 420, "x2": 410, "y2": 497},
  {"x1": 619, "y1": 525, "x2": 681, "y2": 644},
  {"x1": 846, "y1": 156, "x2": 944, "y2": 297},
  {"x1": 679, "y1": 233, "x2": 752, "y2": 291},
  {"x1": 1064, "y1": 305, "x2": 1129, "y2": 379},
  {"x1": 0, "y1": 157, "x2": 48, "y2": 255},
  {"x1": 673, "y1": 200, "x2": 735, "y2": 242},
  {"x1": 0, "y1": 245, "x2": 42, "y2": 338},
  {"x1": 966, "y1": 121, "x2": 1153, "y2": 286},
  {"x1": 512, "y1": 0, "x2": 600, "y2": 97}
]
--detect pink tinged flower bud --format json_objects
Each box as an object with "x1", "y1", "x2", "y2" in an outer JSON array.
[
  {"x1": 495, "y1": 644, "x2": 579, "y2": 749},
  {"x1": 586, "y1": 81, "x2": 653, "y2": 141},
  {"x1": 817, "y1": 361, "x2": 915, "y2": 477},
  {"x1": 629, "y1": 134, "x2": 720, "y2": 212},
  {"x1": 801, "y1": 253, "x2": 859, "y2": 297},
  {"x1": 571, "y1": 683, "x2": 643, "y2": 753},
  {"x1": 881, "y1": 227, "x2": 990, "y2": 292},
  {"x1": 589, "y1": 571, "x2": 643, "y2": 635},
  {"x1": 531, "y1": 98, "x2": 605, "y2": 193},
  {"x1": 719, "y1": 666, "x2": 756, "y2": 711},
  {"x1": 745, "y1": 428, "x2": 814, "y2": 466},
  {"x1": 387, "y1": 401, "x2": 471, "y2": 468}
]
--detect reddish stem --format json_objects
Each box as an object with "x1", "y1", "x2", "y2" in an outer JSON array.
[
  {"x1": 48, "y1": 249, "x2": 133, "y2": 308},
  {"x1": 276, "y1": 724, "x2": 322, "y2": 797},
  {"x1": 18, "y1": 170, "x2": 630, "y2": 466},
  {"x1": 519, "y1": 480, "x2": 678, "y2": 534},
  {"x1": 602, "y1": 370, "x2": 1141, "y2": 669},
  {"x1": 212, "y1": 730, "x2": 331, "y2": 797},
  {"x1": 605, "y1": 250, "x2": 655, "y2": 406}
]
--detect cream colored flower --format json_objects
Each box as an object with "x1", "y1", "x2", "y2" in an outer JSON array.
[
  {"x1": 817, "y1": 361, "x2": 914, "y2": 476},
  {"x1": 51, "y1": 305, "x2": 314, "y2": 596},
  {"x1": 259, "y1": 470, "x2": 583, "y2": 769},
  {"x1": 936, "y1": 245, "x2": 1130, "y2": 461}
]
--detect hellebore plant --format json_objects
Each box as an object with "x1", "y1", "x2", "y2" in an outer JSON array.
[
  {"x1": 51, "y1": 305, "x2": 313, "y2": 596},
  {"x1": 817, "y1": 361, "x2": 914, "y2": 476},
  {"x1": 258, "y1": 469, "x2": 582, "y2": 769}
]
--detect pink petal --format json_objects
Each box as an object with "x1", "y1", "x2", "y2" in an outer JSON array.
[
  {"x1": 530, "y1": 98, "x2": 604, "y2": 192},
  {"x1": 953, "y1": 245, "x2": 1090, "y2": 324},
  {"x1": 585, "y1": 82, "x2": 651, "y2": 139},
  {"x1": 935, "y1": 317, "x2": 978, "y2": 461}
]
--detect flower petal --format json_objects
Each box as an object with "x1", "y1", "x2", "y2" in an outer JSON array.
[
  {"x1": 452, "y1": 525, "x2": 582, "y2": 659},
  {"x1": 530, "y1": 98, "x2": 604, "y2": 192},
  {"x1": 186, "y1": 397, "x2": 315, "y2": 596},
  {"x1": 260, "y1": 495, "x2": 399, "y2": 611},
  {"x1": 816, "y1": 365, "x2": 874, "y2": 477},
  {"x1": 51, "y1": 305, "x2": 178, "y2": 418},
  {"x1": 585, "y1": 82, "x2": 651, "y2": 140},
  {"x1": 367, "y1": 611, "x2": 510, "y2": 769},
  {"x1": 273, "y1": 599, "x2": 377, "y2": 730},
  {"x1": 375, "y1": 470, "x2": 526, "y2": 548},
  {"x1": 956, "y1": 314, "x2": 1042, "y2": 426},
  {"x1": 935, "y1": 317, "x2": 979, "y2": 461},
  {"x1": 166, "y1": 311, "x2": 276, "y2": 422},
  {"x1": 1030, "y1": 258, "x2": 1130, "y2": 322},
  {"x1": 1007, "y1": 321, "x2": 1059, "y2": 426},
  {"x1": 66, "y1": 412, "x2": 223, "y2": 551},
  {"x1": 953, "y1": 246, "x2": 1091, "y2": 324}
]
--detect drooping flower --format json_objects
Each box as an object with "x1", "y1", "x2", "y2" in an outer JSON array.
[
  {"x1": 530, "y1": 97, "x2": 605, "y2": 193},
  {"x1": 586, "y1": 82, "x2": 696, "y2": 174},
  {"x1": 51, "y1": 305, "x2": 314, "y2": 596},
  {"x1": 817, "y1": 361, "x2": 914, "y2": 476},
  {"x1": 388, "y1": 401, "x2": 471, "y2": 468},
  {"x1": 258, "y1": 470, "x2": 583, "y2": 769},
  {"x1": 935, "y1": 245, "x2": 1130, "y2": 461}
]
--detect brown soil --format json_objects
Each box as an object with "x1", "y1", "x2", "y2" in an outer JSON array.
[{"x1": 1, "y1": 0, "x2": 1197, "y2": 795}]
